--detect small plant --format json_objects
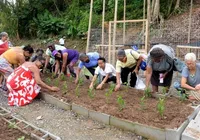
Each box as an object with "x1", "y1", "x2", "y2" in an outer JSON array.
[
  {"x1": 88, "y1": 88, "x2": 95, "y2": 99},
  {"x1": 178, "y1": 91, "x2": 188, "y2": 102},
  {"x1": 60, "y1": 73, "x2": 67, "y2": 81},
  {"x1": 17, "y1": 136, "x2": 25, "y2": 140},
  {"x1": 140, "y1": 95, "x2": 146, "y2": 110},
  {"x1": 51, "y1": 73, "x2": 57, "y2": 78},
  {"x1": 8, "y1": 122, "x2": 17, "y2": 129},
  {"x1": 105, "y1": 84, "x2": 115, "y2": 103},
  {"x1": 157, "y1": 98, "x2": 165, "y2": 118},
  {"x1": 62, "y1": 82, "x2": 68, "y2": 95},
  {"x1": 54, "y1": 78, "x2": 59, "y2": 87},
  {"x1": 78, "y1": 77, "x2": 84, "y2": 86},
  {"x1": 124, "y1": 82, "x2": 129, "y2": 92},
  {"x1": 45, "y1": 77, "x2": 51, "y2": 85},
  {"x1": 144, "y1": 87, "x2": 151, "y2": 98},
  {"x1": 75, "y1": 85, "x2": 80, "y2": 97},
  {"x1": 69, "y1": 75, "x2": 73, "y2": 82},
  {"x1": 117, "y1": 95, "x2": 126, "y2": 111},
  {"x1": 162, "y1": 87, "x2": 167, "y2": 95}
]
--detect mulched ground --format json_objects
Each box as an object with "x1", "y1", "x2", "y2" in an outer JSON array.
[
  {"x1": 0, "y1": 117, "x2": 32, "y2": 140},
  {"x1": 42, "y1": 74, "x2": 193, "y2": 129}
]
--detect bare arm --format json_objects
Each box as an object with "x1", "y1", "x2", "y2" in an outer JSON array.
[
  {"x1": 54, "y1": 60, "x2": 60, "y2": 75},
  {"x1": 145, "y1": 66, "x2": 152, "y2": 88},
  {"x1": 29, "y1": 65, "x2": 53, "y2": 90},
  {"x1": 18, "y1": 55, "x2": 25, "y2": 65},
  {"x1": 75, "y1": 67, "x2": 81, "y2": 84},
  {"x1": 134, "y1": 56, "x2": 143, "y2": 73},
  {"x1": 44, "y1": 56, "x2": 50, "y2": 69},
  {"x1": 181, "y1": 77, "x2": 195, "y2": 90},
  {"x1": 89, "y1": 74, "x2": 97, "y2": 89},
  {"x1": 61, "y1": 53, "x2": 68, "y2": 73},
  {"x1": 116, "y1": 72, "x2": 121, "y2": 85}
]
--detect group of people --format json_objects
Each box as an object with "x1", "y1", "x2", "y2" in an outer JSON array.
[{"x1": 0, "y1": 36, "x2": 200, "y2": 106}]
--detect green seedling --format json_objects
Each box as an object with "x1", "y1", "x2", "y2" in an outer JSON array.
[
  {"x1": 105, "y1": 84, "x2": 115, "y2": 103},
  {"x1": 54, "y1": 78, "x2": 60, "y2": 87},
  {"x1": 45, "y1": 77, "x2": 51, "y2": 85},
  {"x1": 124, "y1": 82, "x2": 129, "y2": 92},
  {"x1": 140, "y1": 95, "x2": 146, "y2": 110},
  {"x1": 162, "y1": 87, "x2": 167, "y2": 95},
  {"x1": 60, "y1": 73, "x2": 67, "y2": 81},
  {"x1": 75, "y1": 85, "x2": 80, "y2": 97},
  {"x1": 144, "y1": 87, "x2": 151, "y2": 98},
  {"x1": 8, "y1": 122, "x2": 17, "y2": 129},
  {"x1": 117, "y1": 95, "x2": 126, "y2": 111},
  {"x1": 178, "y1": 91, "x2": 188, "y2": 102},
  {"x1": 78, "y1": 77, "x2": 84, "y2": 86},
  {"x1": 17, "y1": 136, "x2": 25, "y2": 140},
  {"x1": 157, "y1": 98, "x2": 165, "y2": 118},
  {"x1": 51, "y1": 73, "x2": 57, "y2": 78},
  {"x1": 62, "y1": 82, "x2": 68, "y2": 94},
  {"x1": 69, "y1": 75, "x2": 73, "y2": 82},
  {"x1": 88, "y1": 88, "x2": 95, "y2": 99}
]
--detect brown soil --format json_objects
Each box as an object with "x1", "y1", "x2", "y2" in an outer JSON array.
[
  {"x1": 0, "y1": 117, "x2": 32, "y2": 140},
  {"x1": 42, "y1": 75, "x2": 193, "y2": 129}
]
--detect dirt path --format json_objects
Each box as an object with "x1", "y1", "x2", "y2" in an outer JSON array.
[{"x1": 0, "y1": 93, "x2": 144, "y2": 140}]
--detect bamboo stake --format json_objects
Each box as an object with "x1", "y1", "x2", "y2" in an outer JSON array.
[
  {"x1": 142, "y1": 0, "x2": 146, "y2": 46},
  {"x1": 108, "y1": 21, "x2": 112, "y2": 63},
  {"x1": 112, "y1": 0, "x2": 118, "y2": 65},
  {"x1": 123, "y1": 0, "x2": 126, "y2": 44},
  {"x1": 86, "y1": 0, "x2": 93, "y2": 53},
  {"x1": 188, "y1": 0, "x2": 193, "y2": 43},
  {"x1": 147, "y1": 0, "x2": 151, "y2": 52},
  {"x1": 102, "y1": 0, "x2": 105, "y2": 45}
]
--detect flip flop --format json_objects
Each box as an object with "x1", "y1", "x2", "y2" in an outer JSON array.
[{"x1": 192, "y1": 101, "x2": 200, "y2": 106}]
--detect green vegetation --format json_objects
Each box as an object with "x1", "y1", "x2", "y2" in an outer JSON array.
[
  {"x1": 17, "y1": 136, "x2": 25, "y2": 140},
  {"x1": 105, "y1": 84, "x2": 115, "y2": 103},
  {"x1": 144, "y1": 87, "x2": 151, "y2": 98},
  {"x1": 75, "y1": 84, "x2": 80, "y2": 97},
  {"x1": 0, "y1": 0, "x2": 191, "y2": 39},
  {"x1": 140, "y1": 95, "x2": 146, "y2": 110},
  {"x1": 8, "y1": 122, "x2": 17, "y2": 129},
  {"x1": 157, "y1": 98, "x2": 165, "y2": 118},
  {"x1": 88, "y1": 88, "x2": 95, "y2": 99},
  {"x1": 117, "y1": 95, "x2": 126, "y2": 111}
]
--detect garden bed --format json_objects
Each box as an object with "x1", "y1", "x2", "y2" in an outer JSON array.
[
  {"x1": 0, "y1": 117, "x2": 32, "y2": 140},
  {"x1": 43, "y1": 75, "x2": 194, "y2": 129}
]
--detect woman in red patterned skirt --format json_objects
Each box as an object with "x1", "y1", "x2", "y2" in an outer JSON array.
[{"x1": 6, "y1": 56, "x2": 60, "y2": 106}]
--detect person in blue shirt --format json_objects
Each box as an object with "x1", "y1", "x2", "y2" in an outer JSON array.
[{"x1": 75, "y1": 52, "x2": 100, "y2": 84}]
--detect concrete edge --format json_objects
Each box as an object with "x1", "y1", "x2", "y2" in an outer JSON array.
[
  {"x1": 109, "y1": 116, "x2": 166, "y2": 140},
  {"x1": 72, "y1": 103, "x2": 89, "y2": 117},
  {"x1": 88, "y1": 110, "x2": 110, "y2": 125},
  {"x1": 39, "y1": 92, "x2": 72, "y2": 110}
]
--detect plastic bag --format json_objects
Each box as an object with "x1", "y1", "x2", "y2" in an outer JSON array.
[{"x1": 135, "y1": 75, "x2": 146, "y2": 90}]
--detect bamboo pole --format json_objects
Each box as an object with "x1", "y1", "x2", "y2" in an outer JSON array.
[
  {"x1": 145, "y1": 20, "x2": 149, "y2": 54},
  {"x1": 123, "y1": 0, "x2": 126, "y2": 44},
  {"x1": 86, "y1": 0, "x2": 93, "y2": 53},
  {"x1": 102, "y1": 0, "x2": 105, "y2": 45},
  {"x1": 110, "y1": 19, "x2": 147, "y2": 23},
  {"x1": 108, "y1": 21, "x2": 112, "y2": 63},
  {"x1": 142, "y1": 0, "x2": 146, "y2": 46},
  {"x1": 147, "y1": 0, "x2": 151, "y2": 52},
  {"x1": 188, "y1": 0, "x2": 193, "y2": 43},
  {"x1": 112, "y1": 0, "x2": 118, "y2": 65}
]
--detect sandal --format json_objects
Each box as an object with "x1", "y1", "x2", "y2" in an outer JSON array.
[{"x1": 192, "y1": 101, "x2": 200, "y2": 106}]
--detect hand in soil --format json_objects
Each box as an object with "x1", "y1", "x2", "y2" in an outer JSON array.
[
  {"x1": 89, "y1": 84, "x2": 94, "y2": 90},
  {"x1": 96, "y1": 84, "x2": 103, "y2": 90},
  {"x1": 51, "y1": 86, "x2": 60, "y2": 92},
  {"x1": 74, "y1": 79, "x2": 78, "y2": 84},
  {"x1": 115, "y1": 84, "x2": 120, "y2": 92}
]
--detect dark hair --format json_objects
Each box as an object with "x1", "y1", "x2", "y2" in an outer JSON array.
[
  {"x1": 98, "y1": 57, "x2": 106, "y2": 63},
  {"x1": 23, "y1": 45, "x2": 34, "y2": 54},
  {"x1": 36, "y1": 56, "x2": 46, "y2": 67},
  {"x1": 36, "y1": 49, "x2": 44, "y2": 54},
  {"x1": 150, "y1": 48, "x2": 165, "y2": 59},
  {"x1": 55, "y1": 50, "x2": 63, "y2": 61}
]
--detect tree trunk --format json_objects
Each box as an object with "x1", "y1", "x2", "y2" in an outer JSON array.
[
  {"x1": 152, "y1": 0, "x2": 160, "y2": 22},
  {"x1": 175, "y1": 0, "x2": 180, "y2": 10},
  {"x1": 151, "y1": 0, "x2": 155, "y2": 17}
]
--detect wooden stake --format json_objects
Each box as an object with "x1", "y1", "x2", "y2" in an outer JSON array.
[
  {"x1": 188, "y1": 0, "x2": 193, "y2": 44},
  {"x1": 86, "y1": 0, "x2": 93, "y2": 53},
  {"x1": 102, "y1": 0, "x2": 105, "y2": 45},
  {"x1": 123, "y1": 0, "x2": 126, "y2": 44},
  {"x1": 108, "y1": 21, "x2": 112, "y2": 63},
  {"x1": 112, "y1": 0, "x2": 118, "y2": 65}
]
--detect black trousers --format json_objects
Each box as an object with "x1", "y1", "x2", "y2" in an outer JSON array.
[
  {"x1": 102, "y1": 76, "x2": 116, "y2": 83},
  {"x1": 121, "y1": 65, "x2": 137, "y2": 87},
  {"x1": 85, "y1": 67, "x2": 97, "y2": 79}
]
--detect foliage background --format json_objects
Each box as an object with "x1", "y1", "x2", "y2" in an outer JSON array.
[{"x1": 0, "y1": 0, "x2": 196, "y2": 39}]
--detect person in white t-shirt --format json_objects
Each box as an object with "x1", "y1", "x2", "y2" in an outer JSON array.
[
  {"x1": 59, "y1": 36, "x2": 65, "y2": 46},
  {"x1": 89, "y1": 57, "x2": 116, "y2": 90}
]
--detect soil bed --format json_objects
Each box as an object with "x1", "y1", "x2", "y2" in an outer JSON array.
[
  {"x1": 42, "y1": 74, "x2": 193, "y2": 129},
  {"x1": 0, "y1": 117, "x2": 32, "y2": 140}
]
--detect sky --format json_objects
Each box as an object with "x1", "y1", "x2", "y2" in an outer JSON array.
[{"x1": 7, "y1": 0, "x2": 16, "y2": 4}]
